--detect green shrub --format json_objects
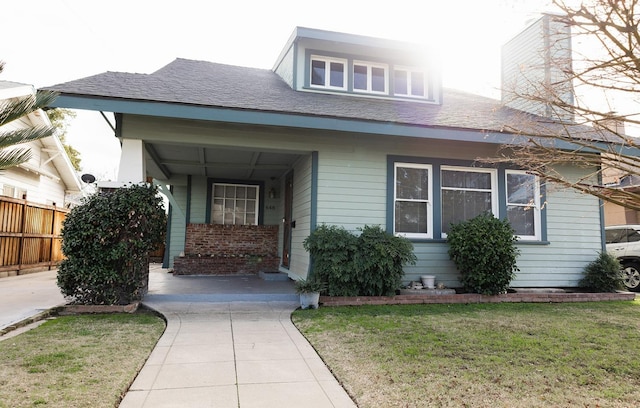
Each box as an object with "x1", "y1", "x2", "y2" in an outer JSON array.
[
  {"x1": 579, "y1": 252, "x2": 623, "y2": 292},
  {"x1": 447, "y1": 213, "x2": 520, "y2": 295},
  {"x1": 354, "y1": 225, "x2": 417, "y2": 296},
  {"x1": 303, "y1": 224, "x2": 358, "y2": 296},
  {"x1": 303, "y1": 224, "x2": 416, "y2": 296},
  {"x1": 294, "y1": 277, "x2": 326, "y2": 294},
  {"x1": 57, "y1": 183, "x2": 166, "y2": 305}
]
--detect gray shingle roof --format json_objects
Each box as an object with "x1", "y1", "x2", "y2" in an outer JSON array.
[{"x1": 41, "y1": 58, "x2": 570, "y2": 135}]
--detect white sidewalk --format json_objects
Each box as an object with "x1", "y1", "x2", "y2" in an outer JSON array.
[{"x1": 120, "y1": 300, "x2": 356, "y2": 408}]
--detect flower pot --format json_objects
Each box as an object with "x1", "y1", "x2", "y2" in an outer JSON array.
[
  {"x1": 299, "y1": 292, "x2": 320, "y2": 309},
  {"x1": 421, "y1": 275, "x2": 436, "y2": 289}
]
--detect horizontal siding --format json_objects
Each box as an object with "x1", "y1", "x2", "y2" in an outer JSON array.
[
  {"x1": 515, "y1": 181, "x2": 602, "y2": 287},
  {"x1": 188, "y1": 176, "x2": 209, "y2": 223},
  {"x1": 316, "y1": 147, "x2": 387, "y2": 230},
  {"x1": 313, "y1": 138, "x2": 603, "y2": 289}
]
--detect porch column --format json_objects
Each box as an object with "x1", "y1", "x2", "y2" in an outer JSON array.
[{"x1": 116, "y1": 139, "x2": 146, "y2": 183}]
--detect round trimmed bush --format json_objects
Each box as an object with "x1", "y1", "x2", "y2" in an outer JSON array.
[
  {"x1": 447, "y1": 212, "x2": 520, "y2": 295},
  {"x1": 57, "y1": 183, "x2": 166, "y2": 305}
]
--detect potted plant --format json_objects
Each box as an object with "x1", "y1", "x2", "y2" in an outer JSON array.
[{"x1": 295, "y1": 277, "x2": 325, "y2": 309}]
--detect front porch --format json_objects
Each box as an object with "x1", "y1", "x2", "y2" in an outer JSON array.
[
  {"x1": 173, "y1": 223, "x2": 282, "y2": 276},
  {"x1": 147, "y1": 263, "x2": 297, "y2": 302}
]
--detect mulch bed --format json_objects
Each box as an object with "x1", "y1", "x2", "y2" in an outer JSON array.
[{"x1": 320, "y1": 291, "x2": 636, "y2": 307}]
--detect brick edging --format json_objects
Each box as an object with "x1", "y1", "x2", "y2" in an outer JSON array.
[{"x1": 319, "y1": 292, "x2": 636, "y2": 306}]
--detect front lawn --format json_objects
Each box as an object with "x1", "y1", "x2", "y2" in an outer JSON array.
[
  {"x1": 0, "y1": 312, "x2": 165, "y2": 408},
  {"x1": 292, "y1": 301, "x2": 640, "y2": 407}
]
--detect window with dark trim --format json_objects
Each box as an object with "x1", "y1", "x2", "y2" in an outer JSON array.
[
  {"x1": 506, "y1": 170, "x2": 541, "y2": 240},
  {"x1": 310, "y1": 55, "x2": 347, "y2": 90},
  {"x1": 393, "y1": 67, "x2": 426, "y2": 98},
  {"x1": 353, "y1": 61, "x2": 388, "y2": 94},
  {"x1": 394, "y1": 163, "x2": 433, "y2": 239},
  {"x1": 389, "y1": 158, "x2": 544, "y2": 242},
  {"x1": 211, "y1": 183, "x2": 259, "y2": 225},
  {"x1": 441, "y1": 166, "x2": 497, "y2": 236},
  {"x1": 306, "y1": 53, "x2": 431, "y2": 101}
]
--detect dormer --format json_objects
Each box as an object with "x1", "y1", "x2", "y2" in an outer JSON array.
[{"x1": 273, "y1": 27, "x2": 442, "y2": 104}]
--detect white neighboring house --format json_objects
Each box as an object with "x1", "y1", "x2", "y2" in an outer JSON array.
[{"x1": 0, "y1": 81, "x2": 82, "y2": 207}]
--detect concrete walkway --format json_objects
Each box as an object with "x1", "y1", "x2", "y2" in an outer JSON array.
[{"x1": 119, "y1": 267, "x2": 357, "y2": 408}]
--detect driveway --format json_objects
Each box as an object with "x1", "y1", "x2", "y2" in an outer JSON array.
[{"x1": 0, "y1": 270, "x2": 65, "y2": 332}]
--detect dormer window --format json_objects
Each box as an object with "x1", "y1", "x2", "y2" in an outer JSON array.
[
  {"x1": 353, "y1": 61, "x2": 388, "y2": 94},
  {"x1": 304, "y1": 52, "x2": 434, "y2": 102},
  {"x1": 394, "y1": 67, "x2": 426, "y2": 98},
  {"x1": 310, "y1": 55, "x2": 347, "y2": 90}
]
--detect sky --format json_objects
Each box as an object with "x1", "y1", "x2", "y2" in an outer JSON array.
[{"x1": 2, "y1": 0, "x2": 554, "y2": 180}]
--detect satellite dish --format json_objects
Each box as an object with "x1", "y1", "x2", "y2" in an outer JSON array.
[{"x1": 81, "y1": 173, "x2": 96, "y2": 184}]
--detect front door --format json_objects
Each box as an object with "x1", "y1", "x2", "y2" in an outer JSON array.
[{"x1": 282, "y1": 172, "x2": 293, "y2": 268}]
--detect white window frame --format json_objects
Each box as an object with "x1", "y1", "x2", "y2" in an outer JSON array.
[
  {"x1": 1, "y1": 183, "x2": 27, "y2": 199},
  {"x1": 506, "y1": 170, "x2": 541, "y2": 241},
  {"x1": 353, "y1": 60, "x2": 388, "y2": 94},
  {"x1": 393, "y1": 66, "x2": 427, "y2": 98},
  {"x1": 440, "y1": 166, "x2": 498, "y2": 238},
  {"x1": 393, "y1": 162, "x2": 433, "y2": 239},
  {"x1": 310, "y1": 55, "x2": 347, "y2": 91},
  {"x1": 211, "y1": 183, "x2": 259, "y2": 226}
]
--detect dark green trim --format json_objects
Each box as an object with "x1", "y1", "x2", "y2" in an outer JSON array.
[
  {"x1": 205, "y1": 179, "x2": 212, "y2": 222},
  {"x1": 310, "y1": 151, "x2": 318, "y2": 233},
  {"x1": 186, "y1": 175, "x2": 192, "y2": 224},
  {"x1": 284, "y1": 170, "x2": 294, "y2": 271},
  {"x1": 540, "y1": 182, "x2": 548, "y2": 242},
  {"x1": 387, "y1": 155, "x2": 548, "y2": 243},
  {"x1": 386, "y1": 160, "x2": 395, "y2": 233},
  {"x1": 307, "y1": 152, "x2": 319, "y2": 278},
  {"x1": 598, "y1": 171, "x2": 607, "y2": 252},
  {"x1": 293, "y1": 41, "x2": 299, "y2": 88},
  {"x1": 114, "y1": 113, "x2": 123, "y2": 138}
]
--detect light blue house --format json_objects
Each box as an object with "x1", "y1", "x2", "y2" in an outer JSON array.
[{"x1": 43, "y1": 19, "x2": 605, "y2": 289}]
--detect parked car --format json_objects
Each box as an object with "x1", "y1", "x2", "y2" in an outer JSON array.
[{"x1": 605, "y1": 225, "x2": 640, "y2": 291}]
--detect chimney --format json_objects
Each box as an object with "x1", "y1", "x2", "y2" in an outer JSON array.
[{"x1": 501, "y1": 13, "x2": 574, "y2": 122}]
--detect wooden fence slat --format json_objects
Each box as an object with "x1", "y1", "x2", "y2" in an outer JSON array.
[{"x1": 0, "y1": 196, "x2": 69, "y2": 274}]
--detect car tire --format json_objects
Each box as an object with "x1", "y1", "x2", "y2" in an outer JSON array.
[{"x1": 621, "y1": 261, "x2": 640, "y2": 292}]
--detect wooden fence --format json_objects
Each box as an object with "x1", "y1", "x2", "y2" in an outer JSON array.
[{"x1": 0, "y1": 196, "x2": 68, "y2": 276}]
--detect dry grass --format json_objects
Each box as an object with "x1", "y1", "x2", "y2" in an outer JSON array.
[
  {"x1": 293, "y1": 300, "x2": 640, "y2": 408},
  {"x1": 0, "y1": 312, "x2": 165, "y2": 408}
]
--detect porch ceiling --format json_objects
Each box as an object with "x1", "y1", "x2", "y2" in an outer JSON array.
[{"x1": 145, "y1": 142, "x2": 303, "y2": 181}]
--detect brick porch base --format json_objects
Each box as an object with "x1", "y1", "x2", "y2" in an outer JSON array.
[
  {"x1": 173, "y1": 223, "x2": 280, "y2": 275},
  {"x1": 173, "y1": 255, "x2": 280, "y2": 275}
]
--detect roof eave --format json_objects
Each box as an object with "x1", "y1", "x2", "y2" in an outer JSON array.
[{"x1": 48, "y1": 93, "x2": 520, "y2": 145}]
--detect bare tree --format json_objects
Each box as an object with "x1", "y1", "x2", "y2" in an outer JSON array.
[{"x1": 491, "y1": 0, "x2": 640, "y2": 211}]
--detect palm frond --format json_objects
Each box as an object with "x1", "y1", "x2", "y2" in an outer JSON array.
[
  {"x1": 0, "y1": 91, "x2": 58, "y2": 127},
  {"x1": 0, "y1": 148, "x2": 31, "y2": 170},
  {"x1": 0, "y1": 126, "x2": 55, "y2": 149}
]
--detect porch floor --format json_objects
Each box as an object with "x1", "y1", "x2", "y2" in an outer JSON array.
[{"x1": 146, "y1": 264, "x2": 297, "y2": 302}]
